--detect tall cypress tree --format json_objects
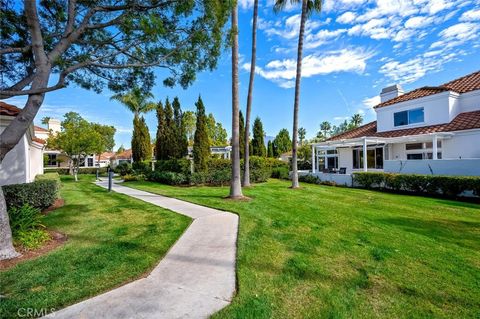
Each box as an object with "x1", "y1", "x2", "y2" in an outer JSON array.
[
  {"x1": 173, "y1": 97, "x2": 188, "y2": 158},
  {"x1": 267, "y1": 140, "x2": 274, "y2": 158},
  {"x1": 155, "y1": 101, "x2": 166, "y2": 160},
  {"x1": 251, "y1": 117, "x2": 266, "y2": 157},
  {"x1": 193, "y1": 96, "x2": 210, "y2": 171},
  {"x1": 132, "y1": 115, "x2": 152, "y2": 162},
  {"x1": 239, "y1": 110, "x2": 245, "y2": 159},
  {"x1": 164, "y1": 98, "x2": 175, "y2": 159}
]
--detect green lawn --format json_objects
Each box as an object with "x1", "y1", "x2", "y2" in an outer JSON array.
[
  {"x1": 0, "y1": 176, "x2": 190, "y2": 318},
  {"x1": 124, "y1": 179, "x2": 480, "y2": 319}
]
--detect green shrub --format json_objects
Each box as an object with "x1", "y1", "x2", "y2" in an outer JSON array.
[
  {"x1": 208, "y1": 169, "x2": 231, "y2": 186},
  {"x1": 271, "y1": 167, "x2": 290, "y2": 180},
  {"x1": 123, "y1": 174, "x2": 144, "y2": 182},
  {"x1": 3, "y1": 180, "x2": 59, "y2": 210},
  {"x1": 189, "y1": 172, "x2": 208, "y2": 185},
  {"x1": 44, "y1": 167, "x2": 109, "y2": 175},
  {"x1": 35, "y1": 172, "x2": 60, "y2": 183},
  {"x1": 8, "y1": 204, "x2": 44, "y2": 234},
  {"x1": 15, "y1": 229, "x2": 50, "y2": 250},
  {"x1": 299, "y1": 174, "x2": 320, "y2": 184},
  {"x1": 353, "y1": 172, "x2": 480, "y2": 198},
  {"x1": 132, "y1": 161, "x2": 151, "y2": 174},
  {"x1": 115, "y1": 162, "x2": 133, "y2": 176},
  {"x1": 155, "y1": 159, "x2": 191, "y2": 175},
  {"x1": 147, "y1": 171, "x2": 187, "y2": 185}
]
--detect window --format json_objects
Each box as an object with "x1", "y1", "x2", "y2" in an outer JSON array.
[
  {"x1": 47, "y1": 154, "x2": 57, "y2": 166},
  {"x1": 394, "y1": 108, "x2": 424, "y2": 127},
  {"x1": 405, "y1": 141, "x2": 442, "y2": 160},
  {"x1": 87, "y1": 158, "x2": 94, "y2": 167},
  {"x1": 317, "y1": 149, "x2": 338, "y2": 171},
  {"x1": 352, "y1": 147, "x2": 383, "y2": 169}
]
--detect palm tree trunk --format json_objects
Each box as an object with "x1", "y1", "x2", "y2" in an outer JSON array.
[
  {"x1": 244, "y1": 0, "x2": 258, "y2": 187},
  {"x1": 229, "y1": 1, "x2": 243, "y2": 198},
  {"x1": 291, "y1": 0, "x2": 308, "y2": 189},
  {"x1": 242, "y1": 0, "x2": 258, "y2": 187}
]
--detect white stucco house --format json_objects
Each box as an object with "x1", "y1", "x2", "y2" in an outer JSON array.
[
  {"x1": 36, "y1": 119, "x2": 111, "y2": 169},
  {"x1": 310, "y1": 70, "x2": 480, "y2": 185},
  {"x1": 0, "y1": 102, "x2": 45, "y2": 186}
]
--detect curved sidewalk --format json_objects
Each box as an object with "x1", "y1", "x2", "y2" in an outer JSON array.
[{"x1": 45, "y1": 181, "x2": 238, "y2": 319}]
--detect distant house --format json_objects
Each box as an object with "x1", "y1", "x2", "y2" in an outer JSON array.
[
  {"x1": 0, "y1": 102, "x2": 45, "y2": 186},
  {"x1": 35, "y1": 119, "x2": 110, "y2": 169},
  {"x1": 310, "y1": 70, "x2": 480, "y2": 185},
  {"x1": 111, "y1": 149, "x2": 133, "y2": 166},
  {"x1": 187, "y1": 146, "x2": 232, "y2": 159}
]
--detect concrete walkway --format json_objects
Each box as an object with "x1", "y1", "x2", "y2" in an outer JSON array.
[{"x1": 45, "y1": 181, "x2": 238, "y2": 319}]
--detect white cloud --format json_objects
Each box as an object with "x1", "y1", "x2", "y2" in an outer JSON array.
[
  {"x1": 362, "y1": 95, "x2": 381, "y2": 110},
  {"x1": 337, "y1": 12, "x2": 356, "y2": 24},
  {"x1": 249, "y1": 48, "x2": 375, "y2": 88},
  {"x1": 431, "y1": 22, "x2": 480, "y2": 49},
  {"x1": 404, "y1": 16, "x2": 435, "y2": 28},
  {"x1": 238, "y1": 0, "x2": 254, "y2": 9},
  {"x1": 305, "y1": 29, "x2": 347, "y2": 49},
  {"x1": 460, "y1": 8, "x2": 480, "y2": 21}
]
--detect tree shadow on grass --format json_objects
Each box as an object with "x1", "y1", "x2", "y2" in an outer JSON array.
[{"x1": 377, "y1": 217, "x2": 480, "y2": 250}]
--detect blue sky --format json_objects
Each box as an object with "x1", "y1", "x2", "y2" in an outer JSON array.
[{"x1": 5, "y1": 0, "x2": 480, "y2": 149}]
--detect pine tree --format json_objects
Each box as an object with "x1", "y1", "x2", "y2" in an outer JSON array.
[
  {"x1": 132, "y1": 115, "x2": 151, "y2": 162},
  {"x1": 193, "y1": 96, "x2": 210, "y2": 171},
  {"x1": 173, "y1": 97, "x2": 188, "y2": 158},
  {"x1": 273, "y1": 128, "x2": 291, "y2": 157},
  {"x1": 267, "y1": 140, "x2": 274, "y2": 158},
  {"x1": 251, "y1": 117, "x2": 266, "y2": 156},
  {"x1": 155, "y1": 101, "x2": 166, "y2": 160},
  {"x1": 239, "y1": 110, "x2": 245, "y2": 159}
]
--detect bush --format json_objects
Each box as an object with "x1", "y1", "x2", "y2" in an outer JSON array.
[
  {"x1": 147, "y1": 171, "x2": 187, "y2": 185},
  {"x1": 123, "y1": 174, "x2": 144, "y2": 182},
  {"x1": 299, "y1": 174, "x2": 320, "y2": 184},
  {"x1": 35, "y1": 172, "x2": 60, "y2": 183},
  {"x1": 353, "y1": 172, "x2": 480, "y2": 198},
  {"x1": 189, "y1": 172, "x2": 208, "y2": 185},
  {"x1": 271, "y1": 167, "x2": 290, "y2": 180},
  {"x1": 155, "y1": 159, "x2": 191, "y2": 175},
  {"x1": 115, "y1": 162, "x2": 133, "y2": 176},
  {"x1": 3, "y1": 179, "x2": 59, "y2": 210},
  {"x1": 44, "y1": 167, "x2": 109, "y2": 175},
  {"x1": 15, "y1": 229, "x2": 50, "y2": 250},
  {"x1": 132, "y1": 161, "x2": 151, "y2": 174},
  {"x1": 8, "y1": 204, "x2": 44, "y2": 234}
]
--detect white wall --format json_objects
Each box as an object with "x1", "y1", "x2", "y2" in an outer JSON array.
[
  {"x1": 376, "y1": 92, "x2": 454, "y2": 132},
  {"x1": 337, "y1": 148, "x2": 353, "y2": 173},
  {"x1": 384, "y1": 159, "x2": 480, "y2": 176},
  {"x1": 459, "y1": 90, "x2": 480, "y2": 113},
  {"x1": 0, "y1": 129, "x2": 28, "y2": 186},
  {"x1": 442, "y1": 130, "x2": 480, "y2": 159},
  {"x1": 29, "y1": 143, "x2": 44, "y2": 180}
]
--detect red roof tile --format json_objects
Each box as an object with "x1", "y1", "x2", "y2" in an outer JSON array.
[
  {"x1": 0, "y1": 101, "x2": 22, "y2": 116},
  {"x1": 116, "y1": 149, "x2": 132, "y2": 159},
  {"x1": 32, "y1": 137, "x2": 46, "y2": 144},
  {"x1": 34, "y1": 125, "x2": 49, "y2": 132},
  {"x1": 327, "y1": 110, "x2": 480, "y2": 141},
  {"x1": 375, "y1": 70, "x2": 480, "y2": 108}
]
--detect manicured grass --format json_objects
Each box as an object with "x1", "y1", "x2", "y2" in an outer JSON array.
[
  {"x1": 124, "y1": 179, "x2": 480, "y2": 318},
  {"x1": 0, "y1": 176, "x2": 190, "y2": 318}
]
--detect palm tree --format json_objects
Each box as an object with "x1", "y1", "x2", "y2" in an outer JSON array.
[
  {"x1": 229, "y1": 1, "x2": 243, "y2": 198},
  {"x1": 110, "y1": 87, "x2": 156, "y2": 118},
  {"x1": 111, "y1": 88, "x2": 156, "y2": 162},
  {"x1": 350, "y1": 113, "x2": 364, "y2": 128},
  {"x1": 242, "y1": 0, "x2": 259, "y2": 188},
  {"x1": 320, "y1": 120, "x2": 331, "y2": 138},
  {"x1": 274, "y1": 0, "x2": 323, "y2": 188}
]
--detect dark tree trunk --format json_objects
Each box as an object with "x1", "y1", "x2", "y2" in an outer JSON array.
[
  {"x1": 242, "y1": 0, "x2": 258, "y2": 188},
  {"x1": 229, "y1": 1, "x2": 243, "y2": 198},
  {"x1": 291, "y1": 0, "x2": 308, "y2": 189}
]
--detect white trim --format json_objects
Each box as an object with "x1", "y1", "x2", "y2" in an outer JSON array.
[{"x1": 374, "y1": 90, "x2": 458, "y2": 112}]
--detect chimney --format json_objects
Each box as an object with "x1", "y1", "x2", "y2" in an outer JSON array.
[
  {"x1": 380, "y1": 84, "x2": 404, "y2": 103},
  {"x1": 48, "y1": 118, "x2": 61, "y2": 134}
]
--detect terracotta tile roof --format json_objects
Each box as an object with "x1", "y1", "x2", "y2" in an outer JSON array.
[
  {"x1": 34, "y1": 125, "x2": 49, "y2": 132},
  {"x1": 99, "y1": 152, "x2": 115, "y2": 161},
  {"x1": 116, "y1": 149, "x2": 132, "y2": 159},
  {"x1": 32, "y1": 137, "x2": 46, "y2": 144},
  {"x1": 327, "y1": 110, "x2": 480, "y2": 141},
  {"x1": 375, "y1": 70, "x2": 480, "y2": 108},
  {"x1": 0, "y1": 101, "x2": 22, "y2": 116}
]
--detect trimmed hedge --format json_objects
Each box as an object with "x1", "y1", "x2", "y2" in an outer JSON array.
[
  {"x1": 45, "y1": 167, "x2": 109, "y2": 175},
  {"x1": 3, "y1": 178, "x2": 60, "y2": 210},
  {"x1": 353, "y1": 172, "x2": 480, "y2": 198},
  {"x1": 115, "y1": 162, "x2": 133, "y2": 176},
  {"x1": 142, "y1": 156, "x2": 290, "y2": 186}
]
